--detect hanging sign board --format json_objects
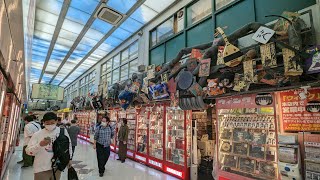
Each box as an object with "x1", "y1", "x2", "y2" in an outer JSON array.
[{"x1": 279, "y1": 88, "x2": 320, "y2": 132}]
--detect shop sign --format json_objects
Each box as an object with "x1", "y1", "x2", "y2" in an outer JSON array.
[
  {"x1": 280, "y1": 88, "x2": 320, "y2": 132},
  {"x1": 216, "y1": 93, "x2": 274, "y2": 109}
]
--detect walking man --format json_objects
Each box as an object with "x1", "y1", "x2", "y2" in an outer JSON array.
[
  {"x1": 67, "y1": 120, "x2": 80, "y2": 159},
  {"x1": 93, "y1": 116, "x2": 114, "y2": 177},
  {"x1": 26, "y1": 112, "x2": 72, "y2": 180},
  {"x1": 117, "y1": 118, "x2": 129, "y2": 163},
  {"x1": 18, "y1": 115, "x2": 41, "y2": 167}
]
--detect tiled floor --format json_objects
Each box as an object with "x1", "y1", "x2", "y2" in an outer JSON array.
[{"x1": 3, "y1": 137, "x2": 178, "y2": 180}]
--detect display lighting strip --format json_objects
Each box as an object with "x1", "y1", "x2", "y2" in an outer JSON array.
[
  {"x1": 135, "y1": 155, "x2": 146, "y2": 162},
  {"x1": 166, "y1": 167, "x2": 183, "y2": 177},
  {"x1": 148, "y1": 159, "x2": 162, "y2": 168}
]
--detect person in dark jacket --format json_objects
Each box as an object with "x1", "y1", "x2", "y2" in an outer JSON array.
[
  {"x1": 67, "y1": 120, "x2": 80, "y2": 159},
  {"x1": 117, "y1": 118, "x2": 129, "y2": 163}
]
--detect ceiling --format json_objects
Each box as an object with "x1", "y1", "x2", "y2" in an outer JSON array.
[{"x1": 24, "y1": 0, "x2": 176, "y2": 88}]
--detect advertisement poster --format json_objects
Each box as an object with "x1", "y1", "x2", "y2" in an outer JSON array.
[{"x1": 280, "y1": 88, "x2": 320, "y2": 132}]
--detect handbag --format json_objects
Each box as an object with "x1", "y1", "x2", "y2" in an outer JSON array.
[{"x1": 68, "y1": 167, "x2": 79, "y2": 180}]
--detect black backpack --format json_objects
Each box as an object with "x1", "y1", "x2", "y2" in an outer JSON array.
[{"x1": 52, "y1": 128, "x2": 70, "y2": 179}]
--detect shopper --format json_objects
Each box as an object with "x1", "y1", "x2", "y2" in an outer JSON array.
[
  {"x1": 26, "y1": 112, "x2": 72, "y2": 180},
  {"x1": 67, "y1": 120, "x2": 80, "y2": 159},
  {"x1": 17, "y1": 115, "x2": 41, "y2": 167},
  {"x1": 93, "y1": 116, "x2": 114, "y2": 177},
  {"x1": 117, "y1": 118, "x2": 129, "y2": 163},
  {"x1": 57, "y1": 117, "x2": 63, "y2": 127}
]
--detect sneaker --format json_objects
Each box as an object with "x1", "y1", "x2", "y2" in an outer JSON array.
[
  {"x1": 121, "y1": 160, "x2": 125, "y2": 163},
  {"x1": 116, "y1": 158, "x2": 121, "y2": 161},
  {"x1": 21, "y1": 165, "x2": 31, "y2": 168},
  {"x1": 99, "y1": 173, "x2": 103, "y2": 177},
  {"x1": 17, "y1": 160, "x2": 24, "y2": 164}
]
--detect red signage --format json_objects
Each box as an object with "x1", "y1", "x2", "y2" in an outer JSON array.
[{"x1": 280, "y1": 88, "x2": 320, "y2": 132}]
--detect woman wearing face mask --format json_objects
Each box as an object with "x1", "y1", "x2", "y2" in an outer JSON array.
[
  {"x1": 93, "y1": 116, "x2": 114, "y2": 177},
  {"x1": 26, "y1": 112, "x2": 72, "y2": 180}
]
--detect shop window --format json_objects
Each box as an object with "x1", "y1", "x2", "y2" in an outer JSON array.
[
  {"x1": 129, "y1": 41, "x2": 138, "y2": 59},
  {"x1": 187, "y1": 0, "x2": 212, "y2": 26},
  {"x1": 120, "y1": 64, "x2": 129, "y2": 81},
  {"x1": 157, "y1": 17, "x2": 174, "y2": 43},
  {"x1": 151, "y1": 30, "x2": 157, "y2": 47},
  {"x1": 106, "y1": 59, "x2": 112, "y2": 72},
  {"x1": 106, "y1": 73, "x2": 111, "y2": 85},
  {"x1": 112, "y1": 68, "x2": 119, "y2": 84},
  {"x1": 101, "y1": 63, "x2": 107, "y2": 73},
  {"x1": 121, "y1": 48, "x2": 129, "y2": 64},
  {"x1": 113, "y1": 54, "x2": 120, "y2": 68},
  {"x1": 216, "y1": 0, "x2": 235, "y2": 10},
  {"x1": 129, "y1": 59, "x2": 138, "y2": 77}
]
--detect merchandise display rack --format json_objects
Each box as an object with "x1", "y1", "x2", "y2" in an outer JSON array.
[
  {"x1": 75, "y1": 111, "x2": 92, "y2": 142},
  {"x1": 135, "y1": 106, "x2": 149, "y2": 164},
  {"x1": 216, "y1": 94, "x2": 278, "y2": 180},
  {"x1": 192, "y1": 111, "x2": 208, "y2": 138},
  {"x1": 108, "y1": 109, "x2": 118, "y2": 152},
  {"x1": 164, "y1": 107, "x2": 191, "y2": 180},
  {"x1": 148, "y1": 104, "x2": 165, "y2": 171},
  {"x1": 122, "y1": 108, "x2": 137, "y2": 159}
]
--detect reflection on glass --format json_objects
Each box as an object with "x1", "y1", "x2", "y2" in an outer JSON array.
[
  {"x1": 157, "y1": 17, "x2": 174, "y2": 43},
  {"x1": 113, "y1": 54, "x2": 120, "y2": 68},
  {"x1": 121, "y1": 48, "x2": 129, "y2": 64},
  {"x1": 129, "y1": 41, "x2": 138, "y2": 59},
  {"x1": 112, "y1": 68, "x2": 119, "y2": 84},
  {"x1": 149, "y1": 106, "x2": 164, "y2": 159},
  {"x1": 187, "y1": 0, "x2": 212, "y2": 26},
  {"x1": 107, "y1": 73, "x2": 111, "y2": 85},
  {"x1": 107, "y1": 59, "x2": 112, "y2": 72},
  {"x1": 129, "y1": 59, "x2": 138, "y2": 77},
  {"x1": 166, "y1": 107, "x2": 185, "y2": 166},
  {"x1": 216, "y1": 0, "x2": 235, "y2": 10},
  {"x1": 151, "y1": 30, "x2": 157, "y2": 47},
  {"x1": 120, "y1": 64, "x2": 129, "y2": 81}
]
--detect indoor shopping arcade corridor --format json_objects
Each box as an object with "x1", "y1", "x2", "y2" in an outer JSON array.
[{"x1": 3, "y1": 136, "x2": 178, "y2": 180}]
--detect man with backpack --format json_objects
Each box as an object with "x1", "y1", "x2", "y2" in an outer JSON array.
[
  {"x1": 17, "y1": 115, "x2": 41, "y2": 167},
  {"x1": 26, "y1": 112, "x2": 72, "y2": 180}
]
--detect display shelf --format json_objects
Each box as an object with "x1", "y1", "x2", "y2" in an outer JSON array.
[
  {"x1": 126, "y1": 108, "x2": 136, "y2": 152},
  {"x1": 192, "y1": 111, "x2": 208, "y2": 138}
]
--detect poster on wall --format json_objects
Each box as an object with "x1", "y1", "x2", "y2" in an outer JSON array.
[{"x1": 280, "y1": 88, "x2": 320, "y2": 132}]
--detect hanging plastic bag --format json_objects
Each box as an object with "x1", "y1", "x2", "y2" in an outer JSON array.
[{"x1": 68, "y1": 167, "x2": 79, "y2": 180}]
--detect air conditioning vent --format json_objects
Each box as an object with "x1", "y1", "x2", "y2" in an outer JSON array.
[
  {"x1": 95, "y1": 4, "x2": 123, "y2": 25},
  {"x1": 45, "y1": 71, "x2": 55, "y2": 75}
]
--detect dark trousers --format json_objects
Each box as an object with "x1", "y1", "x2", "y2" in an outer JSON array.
[
  {"x1": 96, "y1": 143, "x2": 110, "y2": 174},
  {"x1": 118, "y1": 141, "x2": 127, "y2": 161},
  {"x1": 23, "y1": 145, "x2": 34, "y2": 166},
  {"x1": 71, "y1": 146, "x2": 76, "y2": 159}
]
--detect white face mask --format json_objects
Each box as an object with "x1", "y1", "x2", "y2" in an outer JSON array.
[
  {"x1": 101, "y1": 122, "x2": 107, "y2": 127},
  {"x1": 45, "y1": 124, "x2": 56, "y2": 131}
]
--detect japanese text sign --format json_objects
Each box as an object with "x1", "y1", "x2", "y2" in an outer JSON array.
[
  {"x1": 280, "y1": 88, "x2": 320, "y2": 132},
  {"x1": 252, "y1": 26, "x2": 275, "y2": 44}
]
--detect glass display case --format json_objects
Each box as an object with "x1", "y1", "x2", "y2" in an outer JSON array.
[
  {"x1": 166, "y1": 107, "x2": 185, "y2": 166},
  {"x1": 216, "y1": 95, "x2": 278, "y2": 180},
  {"x1": 136, "y1": 108, "x2": 148, "y2": 154},
  {"x1": 125, "y1": 108, "x2": 136, "y2": 158},
  {"x1": 165, "y1": 107, "x2": 191, "y2": 179},
  {"x1": 108, "y1": 109, "x2": 118, "y2": 151},
  {"x1": 149, "y1": 105, "x2": 164, "y2": 160},
  {"x1": 75, "y1": 111, "x2": 91, "y2": 141}
]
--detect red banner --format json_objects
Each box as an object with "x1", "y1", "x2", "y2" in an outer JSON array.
[{"x1": 280, "y1": 88, "x2": 320, "y2": 132}]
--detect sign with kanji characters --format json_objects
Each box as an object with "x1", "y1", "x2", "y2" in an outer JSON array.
[
  {"x1": 280, "y1": 88, "x2": 320, "y2": 132},
  {"x1": 252, "y1": 26, "x2": 275, "y2": 44},
  {"x1": 216, "y1": 93, "x2": 274, "y2": 109}
]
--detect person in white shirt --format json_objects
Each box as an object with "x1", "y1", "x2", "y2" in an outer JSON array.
[
  {"x1": 26, "y1": 112, "x2": 72, "y2": 180},
  {"x1": 17, "y1": 115, "x2": 41, "y2": 167}
]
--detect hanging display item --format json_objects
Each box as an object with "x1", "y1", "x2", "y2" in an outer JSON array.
[
  {"x1": 205, "y1": 79, "x2": 225, "y2": 96},
  {"x1": 189, "y1": 82, "x2": 203, "y2": 97},
  {"x1": 217, "y1": 46, "x2": 225, "y2": 65},
  {"x1": 191, "y1": 49, "x2": 203, "y2": 60},
  {"x1": 199, "y1": 58, "x2": 211, "y2": 77},
  {"x1": 216, "y1": 27, "x2": 243, "y2": 67},
  {"x1": 279, "y1": 88, "x2": 320, "y2": 132},
  {"x1": 305, "y1": 45, "x2": 320, "y2": 74},
  {"x1": 260, "y1": 42, "x2": 277, "y2": 68},
  {"x1": 283, "y1": 48, "x2": 303, "y2": 76},
  {"x1": 147, "y1": 65, "x2": 155, "y2": 79},
  {"x1": 252, "y1": 26, "x2": 276, "y2": 44}
]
